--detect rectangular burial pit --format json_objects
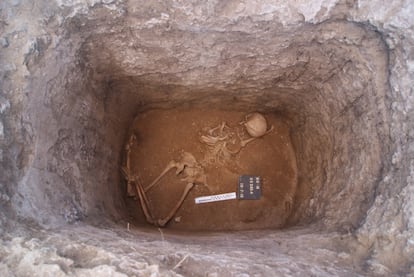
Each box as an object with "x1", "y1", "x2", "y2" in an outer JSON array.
[{"x1": 124, "y1": 108, "x2": 297, "y2": 231}]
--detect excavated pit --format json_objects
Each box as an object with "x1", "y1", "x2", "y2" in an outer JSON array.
[
  {"x1": 1, "y1": 1, "x2": 413, "y2": 275},
  {"x1": 21, "y1": 19, "x2": 388, "y2": 231}
]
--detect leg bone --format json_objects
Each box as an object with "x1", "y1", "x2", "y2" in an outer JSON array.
[
  {"x1": 123, "y1": 134, "x2": 137, "y2": 197},
  {"x1": 144, "y1": 152, "x2": 198, "y2": 192},
  {"x1": 144, "y1": 160, "x2": 178, "y2": 192},
  {"x1": 133, "y1": 178, "x2": 156, "y2": 225},
  {"x1": 157, "y1": 183, "x2": 195, "y2": 227}
]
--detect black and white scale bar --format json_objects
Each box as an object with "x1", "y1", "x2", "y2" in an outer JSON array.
[{"x1": 194, "y1": 192, "x2": 237, "y2": 204}]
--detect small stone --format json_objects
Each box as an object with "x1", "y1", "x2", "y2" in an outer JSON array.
[
  {"x1": 0, "y1": 120, "x2": 4, "y2": 139},
  {"x1": 0, "y1": 37, "x2": 9, "y2": 48},
  {"x1": 0, "y1": 97, "x2": 10, "y2": 114},
  {"x1": 10, "y1": 0, "x2": 21, "y2": 6},
  {"x1": 0, "y1": 193, "x2": 10, "y2": 202},
  {"x1": 174, "y1": 216, "x2": 181, "y2": 223}
]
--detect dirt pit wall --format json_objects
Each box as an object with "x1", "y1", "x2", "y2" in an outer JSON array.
[{"x1": 13, "y1": 18, "x2": 390, "y2": 230}]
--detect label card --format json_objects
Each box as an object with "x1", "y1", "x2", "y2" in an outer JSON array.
[{"x1": 238, "y1": 175, "x2": 261, "y2": 200}]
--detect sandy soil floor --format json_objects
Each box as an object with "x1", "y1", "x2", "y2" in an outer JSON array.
[{"x1": 125, "y1": 108, "x2": 297, "y2": 231}]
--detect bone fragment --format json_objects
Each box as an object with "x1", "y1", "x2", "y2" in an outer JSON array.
[
  {"x1": 144, "y1": 161, "x2": 178, "y2": 192},
  {"x1": 239, "y1": 125, "x2": 275, "y2": 147},
  {"x1": 123, "y1": 134, "x2": 137, "y2": 197},
  {"x1": 157, "y1": 183, "x2": 195, "y2": 227},
  {"x1": 144, "y1": 152, "x2": 202, "y2": 192},
  {"x1": 133, "y1": 178, "x2": 156, "y2": 225},
  {"x1": 208, "y1": 122, "x2": 227, "y2": 136},
  {"x1": 201, "y1": 134, "x2": 228, "y2": 146}
]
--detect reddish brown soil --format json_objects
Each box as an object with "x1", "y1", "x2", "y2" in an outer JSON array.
[{"x1": 125, "y1": 108, "x2": 297, "y2": 231}]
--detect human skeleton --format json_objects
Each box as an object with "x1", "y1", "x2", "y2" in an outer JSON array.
[{"x1": 122, "y1": 113, "x2": 273, "y2": 227}]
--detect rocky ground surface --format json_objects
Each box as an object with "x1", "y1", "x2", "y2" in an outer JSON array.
[{"x1": 1, "y1": 222, "x2": 371, "y2": 276}]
